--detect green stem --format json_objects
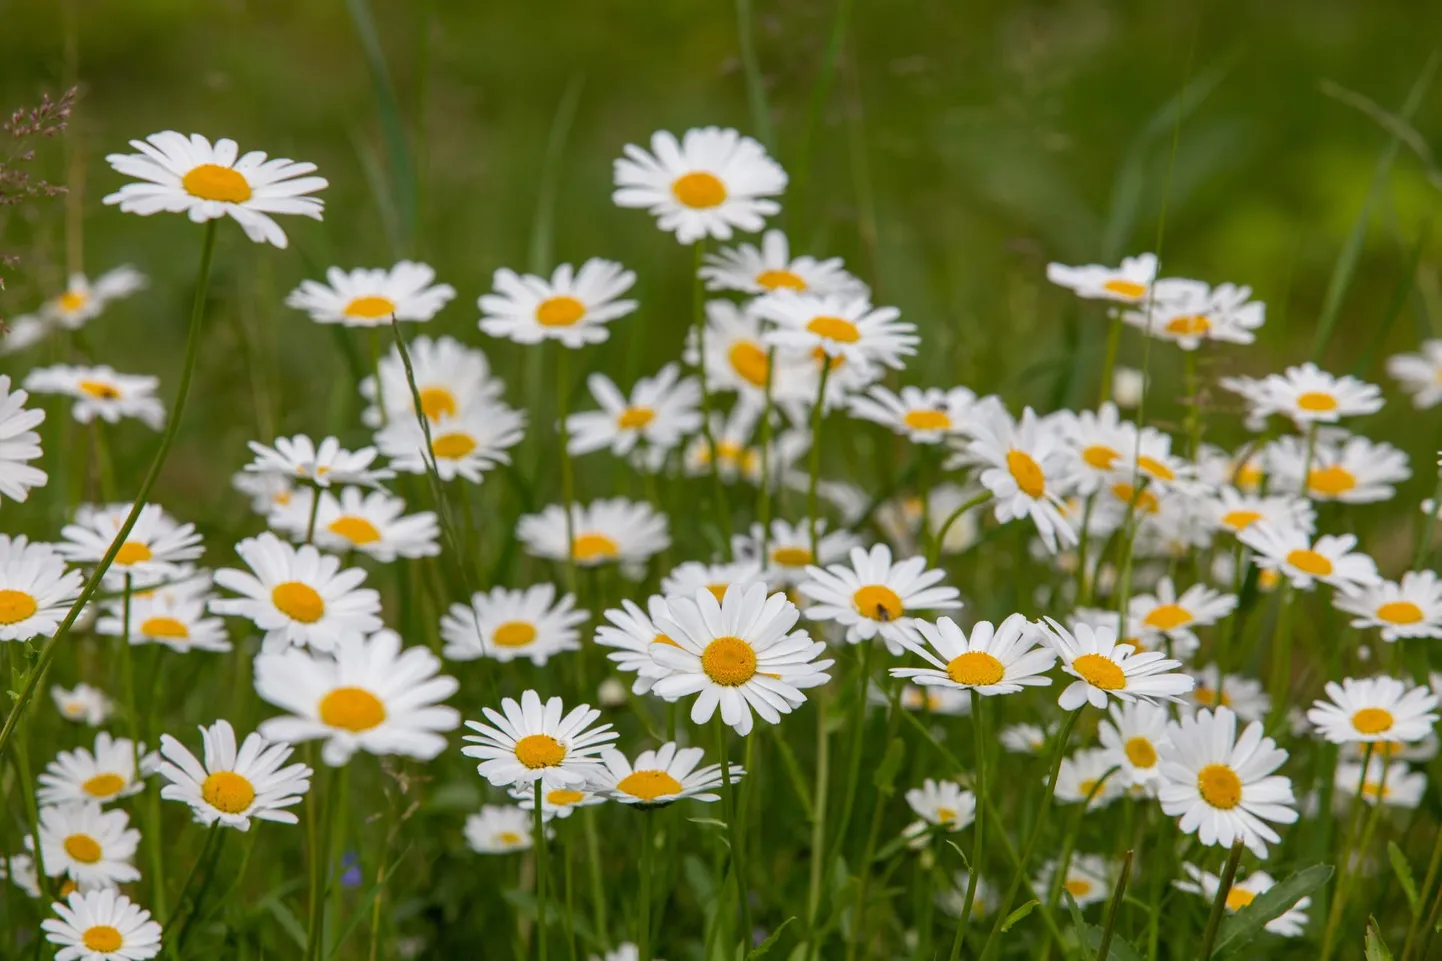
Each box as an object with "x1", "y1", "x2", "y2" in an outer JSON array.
[
  {"x1": 535, "y1": 779, "x2": 549, "y2": 961},
  {"x1": 804, "y1": 690, "x2": 831, "y2": 960},
  {"x1": 1098, "y1": 314, "x2": 1123, "y2": 405},
  {"x1": 1266, "y1": 583, "x2": 1296, "y2": 734},
  {"x1": 845, "y1": 680, "x2": 904, "y2": 961},
  {"x1": 1322, "y1": 744, "x2": 1381, "y2": 960},
  {"x1": 583, "y1": 806, "x2": 610, "y2": 947},
  {"x1": 947, "y1": 691, "x2": 986, "y2": 961},
  {"x1": 167, "y1": 824, "x2": 224, "y2": 959},
  {"x1": 556, "y1": 344, "x2": 578, "y2": 594},
  {"x1": 1402, "y1": 817, "x2": 1442, "y2": 961},
  {"x1": 1197, "y1": 840, "x2": 1245, "y2": 961},
  {"x1": 827, "y1": 640, "x2": 874, "y2": 868},
  {"x1": 1183, "y1": 349, "x2": 1202, "y2": 457},
  {"x1": 638, "y1": 812, "x2": 654, "y2": 961},
  {"x1": 306, "y1": 764, "x2": 342, "y2": 961},
  {"x1": 927, "y1": 493, "x2": 992, "y2": 568},
  {"x1": 304, "y1": 482, "x2": 323, "y2": 545},
  {"x1": 807, "y1": 359, "x2": 833, "y2": 555},
  {"x1": 691, "y1": 240, "x2": 733, "y2": 554},
  {"x1": 1095, "y1": 849, "x2": 1134, "y2": 961},
  {"x1": 714, "y1": 713, "x2": 751, "y2": 950}
]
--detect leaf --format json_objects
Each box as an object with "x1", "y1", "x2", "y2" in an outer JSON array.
[
  {"x1": 1365, "y1": 917, "x2": 1394, "y2": 961},
  {"x1": 1001, "y1": 899, "x2": 1038, "y2": 933},
  {"x1": 1083, "y1": 926, "x2": 1146, "y2": 961},
  {"x1": 747, "y1": 917, "x2": 796, "y2": 959},
  {"x1": 259, "y1": 896, "x2": 307, "y2": 948},
  {"x1": 943, "y1": 838, "x2": 972, "y2": 872},
  {"x1": 1212, "y1": 864, "x2": 1334, "y2": 958},
  {"x1": 1388, "y1": 841, "x2": 1421, "y2": 913},
  {"x1": 1064, "y1": 890, "x2": 1086, "y2": 940},
  {"x1": 871, "y1": 737, "x2": 906, "y2": 793},
  {"x1": 326, "y1": 847, "x2": 413, "y2": 957}
]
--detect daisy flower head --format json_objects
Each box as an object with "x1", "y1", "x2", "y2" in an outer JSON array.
[
  {"x1": 156, "y1": 719, "x2": 312, "y2": 830},
  {"x1": 1127, "y1": 578, "x2": 1237, "y2": 655},
  {"x1": 95, "y1": 587, "x2": 230, "y2": 654},
  {"x1": 212, "y1": 532, "x2": 383, "y2": 653},
  {"x1": 376, "y1": 399, "x2": 527, "y2": 484},
  {"x1": 1121, "y1": 279, "x2": 1265, "y2": 350},
  {"x1": 1335, "y1": 756, "x2": 1427, "y2": 808},
  {"x1": 798, "y1": 543, "x2": 961, "y2": 654},
  {"x1": 649, "y1": 582, "x2": 834, "y2": 736},
  {"x1": 36, "y1": 732, "x2": 155, "y2": 807},
  {"x1": 1306, "y1": 676, "x2": 1439, "y2": 744},
  {"x1": 3, "y1": 852, "x2": 40, "y2": 898},
  {"x1": 1205, "y1": 486, "x2": 1315, "y2": 538},
  {"x1": 566, "y1": 365, "x2": 703, "y2": 464},
  {"x1": 731, "y1": 519, "x2": 861, "y2": 589},
  {"x1": 968, "y1": 404, "x2": 1077, "y2": 552},
  {"x1": 286, "y1": 261, "x2": 454, "y2": 327},
  {"x1": 35, "y1": 266, "x2": 148, "y2": 331},
  {"x1": 462, "y1": 690, "x2": 617, "y2": 790},
  {"x1": 612, "y1": 126, "x2": 786, "y2": 243},
  {"x1": 1000, "y1": 723, "x2": 1051, "y2": 755},
  {"x1": 1036, "y1": 855, "x2": 1113, "y2": 909},
  {"x1": 1239, "y1": 522, "x2": 1380, "y2": 593},
  {"x1": 1224, "y1": 362, "x2": 1383, "y2": 427},
  {"x1": 465, "y1": 805, "x2": 543, "y2": 854},
  {"x1": 479, "y1": 260, "x2": 637, "y2": 347},
  {"x1": 700, "y1": 229, "x2": 866, "y2": 297},
  {"x1": 939, "y1": 870, "x2": 996, "y2": 919},
  {"x1": 440, "y1": 583, "x2": 586, "y2": 665},
  {"x1": 848, "y1": 385, "x2": 975, "y2": 444},
  {"x1": 244, "y1": 434, "x2": 392, "y2": 490},
  {"x1": 232, "y1": 469, "x2": 296, "y2": 516},
  {"x1": 756, "y1": 291, "x2": 918, "y2": 372},
  {"x1": 1056, "y1": 403, "x2": 1137, "y2": 495},
  {"x1": 1097, "y1": 701, "x2": 1172, "y2": 787},
  {"x1": 518, "y1": 498, "x2": 670, "y2": 572},
  {"x1": 53, "y1": 684, "x2": 113, "y2": 726},
  {"x1": 255, "y1": 629, "x2": 460, "y2": 767},
  {"x1": 1187, "y1": 665, "x2": 1271, "y2": 722},
  {"x1": 307, "y1": 487, "x2": 440, "y2": 561},
  {"x1": 895, "y1": 684, "x2": 971, "y2": 716},
  {"x1": 23, "y1": 365, "x2": 165, "y2": 429},
  {"x1": 359, "y1": 335, "x2": 501, "y2": 429},
  {"x1": 42, "y1": 887, "x2": 162, "y2": 961},
  {"x1": 1039, "y1": 617, "x2": 1194, "y2": 711},
  {"x1": 590, "y1": 945, "x2": 656, "y2": 961},
  {"x1": 1157, "y1": 706, "x2": 1297, "y2": 858},
  {"x1": 1046, "y1": 253, "x2": 1158, "y2": 303},
  {"x1": 0, "y1": 374, "x2": 47, "y2": 503},
  {"x1": 901, "y1": 778, "x2": 976, "y2": 847},
  {"x1": 509, "y1": 782, "x2": 607, "y2": 819},
  {"x1": 684, "y1": 406, "x2": 810, "y2": 486},
  {"x1": 592, "y1": 742, "x2": 736, "y2": 807},
  {"x1": 1055, "y1": 748, "x2": 1125, "y2": 808},
  {"x1": 1174, "y1": 864, "x2": 1309, "y2": 936},
  {"x1": 1, "y1": 314, "x2": 49, "y2": 355},
  {"x1": 0, "y1": 535, "x2": 83, "y2": 642},
  {"x1": 890, "y1": 613, "x2": 1055, "y2": 697},
  {"x1": 57, "y1": 502, "x2": 202, "y2": 590},
  {"x1": 874, "y1": 485, "x2": 985, "y2": 559},
  {"x1": 660, "y1": 560, "x2": 765, "y2": 605},
  {"x1": 1387, "y1": 339, "x2": 1442, "y2": 408},
  {"x1": 1335, "y1": 571, "x2": 1442, "y2": 641},
  {"x1": 103, "y1": 130, "x2": 325, "y2": 247},
  {"x1": 687, "y1": 299, "x2": 817, "y2": 412},
  {"x1": 31, "y1": 802, "x2": 140, "y2": 891},
  {"x1": 1264, "y1": 433, "x2": 1410, "y2": 504},
  {"x1": 595, "y1": 595, "x2": 679, "y2": 695}
]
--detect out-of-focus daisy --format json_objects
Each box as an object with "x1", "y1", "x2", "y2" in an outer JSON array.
[
  {"x1": 687, "y1": 300, "x2": 817, "y2": 412},
  {"x1": 0, "y1": 535, "x2": 83, "y2": 642},
  {"x1": 894, "y1": 684, "x2": 971, "y2": 716},
  {"x1": 286, "y1": 262, "x2": 454, "y2": 327},
  {"x1": 31, "y1": 802, "x2": 140, "y2": 891},
  {"x1": 95, "y1": 582, "x2": 229, "y2": 654},
  {"x1": 23, "y1": 365, "x2": 165, "y2": 429},
  {"x1": 244, "y1": 434, "x2": 392, "y2": 490},
  {"x1": 1336, "y1": 571, "x2": 1442, "y2": 641},
  {"x1": 1222, "y1": 363, "x2": 1383, "y2": 427},
  {"x1": 1335, "y1": 756, "x2": 1427, "y2": 808},
  {"x1": 1056, "y1": 403, "x2": 1136, "y2": 495},
  {"x1": 0, "y1": 374, "x2": 47, "y2": 503},
  {"x1": 938, "y1": 870, "x2": 996, "y2": 919},
  {"x1": 304, "y1": 487, "x2": 440, "y2": 561},
  {"x1": 465, "y1": 805, "x2": 542, "y2": 854},
  {"x1": 33, "y1": 266, "x2": 148, "y2": 331},
  {"x1": 1055, "y1": 748, "x2": 1125, "y2": 808},
  {"x1": 1039, "y1": 618, "x2": 1193, "y2": 711},
  {"x1": 36, "y1": 732, "x2": 155, "y2": 807},
  {"x1": 510, "y1": 783, "x2": 607, "y2": 819},
  {"x1": 1264, "y1": 434, "x2": 1409, "y2": 504},
  {"x1": 756, "y1": 291, "x2": 918, "y2": 372},
  {"x1": 57, "y1": 502, "x2": 202, "y2": 590},
  {"x1": 968, "y1": 405, "x2": 1077, "y2": 553},
  {"x1": 53, "y1": 684, "x2": 113, "y2": 726},
  {"x1": 566, "y1": 365, "x2": 702, "y2": 464},
  {"x1": 156, "y1": 719, "x2": 312, "y2": 830},
  {"x1": 1306, "y1": 676, "x2": 1438, "y2": 744},
  {"x1": 1157, "y1": 706, "x2": 1297, "y2": 858},
  {"x1": 212, "y1": 533, "x2": 383, "y2": 652},
  {"x1": 1046, "y1": 253, "x2": 1158, "y2": 304},
  {"x1": 701, "y1": 230, "x2": 865, "y2": 297},
  {"x1": 683, "y1": 407, "x2": 809, "y2": 486},
  {"x1": 359, "y1": 335, "x2": 501, "y2": 429},
  {"x1": 612, "y1": 127, "x2": 786, "y2": 243},
  {"x1": 518, "y1": 499, "x2": 670, "y2": 571},
  {"x1": 891, "y1": 614, "x2": 1054, "y2": 697},
  {"x1": 2, "y1": 852, "x2": 40, "y2": 898},
  {"x1": 596, "y1": 596, "x2": 677, "y2": 695},
  {"x1": 1121, "y1": 279, "x2": 1264, "y2": 350},
  {"x1": 479, "y1": 260, "x2": 637, "y2": 347},
  {"x1": 255, "y1": 629, "x2": 460, "y2": 766},
  {"x1": 1239, "y1": 523, "x2": 1379, "y2": 593},
  {"x1": 104, "y1": 130, "x2": 325, "y2": 247},
  {"x1": 732, "y1": 520, "x2": 861, "y2": 589},
  {"x1": 1127, "y1": 578, "x2": 1236, "y2": 655},
  {"x1": 1187, "y1": 666, "x2": 1271, "y2": 722},
  {"x1": 589, "y1": 944, "x2": 657, "y2": 961},
  {"x1": 1036, "y1": 855, "x2": 1113, "y2": 909},
  {"x1": 440, "y1": 584, "x2": 586, "y2": 665},
  {"x1": 1205, "y1": 487, "x2": 1315, "y2": 538},
  {"x1": 232, "y1": 470, "x2": 296, "y2": 516},
  {"x1": 901, "y1": 778, "x2": 975, "y2": 847},
  {"x1": 1387, "y1": 340, "x2": 1442, "y2": 409},
  {"x1": 1174, "y1": 864, "x2": 1309, "y2": 936},
  {"x1": 42, "y1": 887, "x2": 163, "y2": 960},
  {"x1": 660, "y1": 560, "x2": 765, "y2": 604},
  {"x1": 649, "y1": 583, "x2": 833, "y2": 736},
  {"x1": 592, "y1": 742, "x2": 734, "y2": 807},
  {"x1": 0, "y1": 315, "x2": 49, "y2": 355},
  {"x1": 848, "y1": 385, "x2": 975, "y2": 444},
  {"x1": 874, "y1": 485, "x2": 986, "y2": 559},
  {"x1": 1098, "y1": 701, "x2": 1171, "y2": 788},
  {"x1": 799, "y1": 544, "x2": 961, "y2": 654},
  {"x1": 376, "y1": 400, "x2": 527, "y2": 484},
  {"x1": 1000, "y1": 723, "x2": 1051, "y2": 754},
  {"x1": 462, "y1": 689, "x2": 617, "y2": 789},
  {"x1": 1112, "y1": 366, "x2": 1146, "y2": 409}
]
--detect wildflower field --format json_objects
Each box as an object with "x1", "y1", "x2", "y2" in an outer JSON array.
[{"x1": 4, "y1": 2, "x2": 1442, "y2": 959}]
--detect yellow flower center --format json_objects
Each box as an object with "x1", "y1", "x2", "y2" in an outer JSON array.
[
  {"x1": 1082, "y1": 445, "x2": 1120, "y2": 470},
  {"x1": 1072, "y1": 653, "x2": 1126, "y2": 690},
  {"x1": 1102, "y1": 279, "x2": 1146, "y2": 299},
  {"x1": 727, "y1": 341, "x2": 770, "y2": 387},
  {"x1": 1308, "y1": 465, "x2": 1356, "y2": 497},
  {"x1": 1124, "y1": 737, "x2": 1157, "y2": 768},
  {"x1": 771, "y1": 546, "x2": 812, "y2": 567},
  {"x1": 903, "y1": 409, "x2": 952, "y2": 431},
  {"x1": 1136, "y1": 456, "x2": 1176, "y2": 482},
  {"x1": 1285, "y1": 548, "x2": 1333, "y2": 577},
  {"x1": 82, "y1": 926, "x2": 124, "y2": 952},
  {"x1": 114, "y1": 541, "x2": 153, "y2": 566},
  {"x1": 617, "y1": 769, "x2": 685, "y2": 801},
  {"x1": 756, "y1": 269, "x2": 806, "y2": 291},
  {"x1": 318, "y1": 686, "x2": 387, "y2": 732},
  {"x1": 1376, "y1": 601, "x2": 1424, "y2": 625},
  {"x1": 1193, "y1": 685, "x2": 1232, "y2": 708},
  {"x1": 671, "y1": 171, "x2": 728, "y2": 208},
  {"x1": 1007, "y1": 449, "x2": 1046, "y2": 498},
  {"x1": 201, "y1": 770, "x2": 256, "y2": 813},
  {"x1": 1295, "y1": 391, "x2": 1339, "y2": 412},
  {"x1": 182, "y1": 163, "x2": 253, "y2": 203},
  {"x1": 78, "y1": 379, "x2": 121, "y2": 399},
  {"x1": 493, "y1": 620, "x2": 538, "y2": 648},
  {"x1": 618, "y1": 406, "x2": 655, "y2": 430},
  {"x1": 498, "y1": 831, "x2": 525, "y2": 846},
  {"x1": 1065, "y1": 879, "x2": 1094, "y2": 898},
  {"x1": 535, "y1": 295, "x2": 587, "y2": 327},
  {"x1": 805, "y1": 315, "x2": 861, "y2": 343},
  {"x1": 418, "y1": 386, "x2": 457, "y2": 422},
  {"x1": 58, "y1": 290, "x2": 89, "y2": 313},
  {"x1": 853, "y1": 584, "x2": 904, "y2": 622},
  {"x1": 935, "y1": 805, "x2": 958, "y2": 823},
  {"x1": 1142, "y1": 603, "x2": 1192, "y2": 631},
  {"x1": 1196, "y1": 763, "x2": 1243, "y2": 809},
  {"x1": 64, "y1": 833, "x2": 103, "y2": 864},
  {"x1": 1362, "y1": 780, "x2": 1391, "y2": 800},
  {"x1": 1225, "y1": 888, "x2": 1255, "y2": 911},
  {"x1": 1164, "y1": 314, "x2": 1210, "y2": 336},
  {"x1": 272, "y1": 581, "x2": 325, "y2": 623},
  {"x1": 431, "y1": 432, "x2": 477, "y2": 459},
  {"x1": 328, "y1": 515, "x2": 382, "y2": 545},
  {"x1": 82, "y1": 772, "x2": 127, "y2": 798},
  {"x1": 140, "y1": 616, "x2": 190, "y2": 640},
  {"x1": 946, "y1": 651, "x2": 1005, "y2": 686},
  {"x1": 0, "y1": 589, "x2": 38, "y2": 625},
  {"x1": 572, "y1": 532, "x2": 620, "y2": 563},
  {"x1": 1351, "y1": 707, "x2": 1394, "y2": 735},
  {"x1": 342, "y1": 295, "x2": 397, "y2": 320},
  {"x1": 701, "y1": 635, "x2": 758, "y2": 686},
  {"x1": 1111, "y1": 482, "x2": 1159, "y2": 514},
  {"x1": 547, "y1": 789, "x2": 586, "y2": 806},
  {"x1": 515, "y1": 733, "x2": 567, "y2": 769},
  {"x1": 1220, "y1": 510, "x2": 1262, "y2": 531}
]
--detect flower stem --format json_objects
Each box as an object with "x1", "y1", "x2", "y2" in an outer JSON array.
[
  {"x1": 535, "y1": 779, "x2": 549, "y2": 961},
  {"x1": 691, "y1": 240, "x2": 733, "y2": 554},
  {"x1": 947, "y1": 691, "x2": 986, "y2": 961},
  {"x1": 927, "y1": 493, "x2": 992, "y2": 568},
  {"x1": 167, "y1": 823, "x2": 223, "y2": 959},
  {"x1": 1197, "y1": 839, "x2": 1245, "y2": 961},
  {"x1": 807, "y1": 359, "x2": 833, "y2": 556},
  {"x1": 1402, "y1": 814, "x2": 1442, "y2": 961},
  {"x1": 1095, "y1": 849, "x2": 1134, "y2": 961},
  {"x1": 827, "y1": 639, "x2": 874, "y2": 869},
  {"x1": 556, "y1": 344, "x2": 578, "y2": 594},
  {"x1": 1098, "y1": 314, "x2": 1123, "y2": 405},
  {"x1": 1321, "y1": 744, "x2": 1381, "y2": 960},
  {"x1": 804, "y1": 690, "x2": 831, "y2": 961},
  {"x1": 638, "y1": 811, "x2": 654, "y2": 961},
  {"x1": 304, "y1": 482, "x2": 323, "y2": 545},
  {"x1": 714, "y1": 712, "x2": 751, "y2": 950},
  {"x1": 307, "y1": 764, "x2": 343, "y2": 961}
]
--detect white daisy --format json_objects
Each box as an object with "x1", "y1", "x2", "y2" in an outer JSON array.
[
  {"x1": 612, "y1": 127, "x2": 786, "y2": 243},
  {"x1": 848, "y1": 385, "x2": 975, "y2": 444},
  {"x1": 96, "y1": 587, "x2": 228, "y2": 654},
  {"x1": 1387, "y1": 339, "x2": 1442, "y2": 409},
  {"x1": 1205, "y1": 486, "x2": 1315, "y2": 538},
  {"x1": 589, "y1": 944, "x2": 657, "y2": 961},
  {"x1": 649, "y1": 583, "x2": 834, "y2": 736},
  {"x1": 23, "y1": 365, "x2": 165, "y2": 429},
  {"x1": 479, "y1": 260, "x2": 637, "y2": 347},
  {"x1": 660, "y1": 560, "x2": 765, "y2": 604},
  {"x1": 1039, "y1": 617, "x2": 1194, "y2": 711},
  {"x1": 1036, "y1": 855, "x2": 1113, "y2": 909},
  {"x1": 1097, "y1": 701, "x2": 1171, "y2": 788},
  {"x1": 901, "y1": 778, "x2": 976, "y2": 847},
  {"x1": 731, "y1": 519, "x2": 861, "y2": 589},
  {"x1": 1112, "y1": 366, "x2": 1146, "y2": 408},
  {"x1": 967, "y1": 404, "x2": 1077, "y2": 553},
  {"x1": 890, "y1": 614, "x2": 1055, "y2": 696},
  {"x1": 1239, "y1": 522, "x2": 1380, "y2": 593},
  {"x1": 509, "y1": 783, "x2": 607, "y2": 819},
  {"x1": 0, "y1": 374, "x2": 47, "y2": 503},
  {"x1": 212, "y1": 532, "x2": 383, "y2": 652},
  {"x1": 894, "y1": 684, "x2": 971, "y2": 716},
  {"x1": 285, "y1": 261, "x2": 455, "y2": 327},
  {"x1": 938, "y1": 870, "x2": 996, "y2": 919},
  {"x1": 461, "y1": 689, "x2": 617, "y2": 790},
  {"x1": 1222, "y1": 362, "x2": 1383, "y2": 427},
  {"x1": 244, "y1": 434, "x2": 393, "y2": 489},
  {"x1": 591, "y1": 742, "x2": 736, "y2": 807},
  {"x1": 156, "y1": 719, "x2": 312, "y2": 831},
  {"x1": 306, "y1": 487, "x2": 440, "y2": 561},
  {"x1": 52, "y1": 684, "x2": 113, "y2": 726},
  {"x1": 359, "y1": 334, "x2": 502, "y2": 429},
  {"x1": 104, "y1": 130, "x2": 325, "y2": 248},
  {"x1": 999, "y1": 723, "x2": 1051, "y2": 755},
  {"x1": 874, "y1": 485, "x2": 986, "y2": 559},
  {"x1": 755, "y1": 291, "x2": 918, "y2": 373},
  {"x1": 1055, "y1": 403, "x2": 1137, "y2": 495},
  {"x1": 700, "y1": 230, "x2": 865, "y2": 297},
  {"x1": 1046, "y1": 253, "x2": 1158, "y2": 304},
  {"x1": 1054, "y1": 748, "x2": 1125, "y2": 808},
  {"x1": 686, "y1": 299, "x2": 817, "y2": 412},
  {"x1": 57, "y1": 502, "x2": 203, "y2": 590},
  {"x1": 255, "y1": 629, "x2": 460, "y2": 766},
  {"x1": 595, "y1": 596, "x2": 679, "y2": 695},
  {"x1": 1186, "y1": 666, "x2": 1271, "y2": 723},
  {"x1": 440, "y1": 584, "x2": 586, "y2": 665},
  {"x1": 1157, "y1": 706, "x2": 1298, "y2": 858},
  {"x1": 36, "y1": 732, "x2": 155, "y2": 807},
  {"x1": 232, "y1": 470, "x2": 296, "y2": 516},
  {"x1": 30, "y1": 802, "x2": 140, "y2": 891},
  {"x1": 1335, "y1": 571, "x2": 1442, "y2": 641},
  {"x1": 0, "y1": 314, "x2": 49, "y2": 355},
  {"x1": 0, "y1": 535, "x2": 83, "y2": 642},
  {"x1": 517, "y1": 498, "x2": 670, "y2": 570},
  {"x1": 798, "y1": 543, "x2": 962, "y2": 654},
  {"x1": 566, "y1": 365, "x2": 703, "y2": 463},
  {"x1": 1127, "y1": 578, "x2": 1237, "y2": 655},
  {"x1": 1264, "y1": 433, "x2": 1410, "y2": 504},
  {"x1": 1305, "y1": 676, "x2": 1439, "y2": 744},
  {"x1": 376, "y1": 400, "x2": 527, "y2": 484},
  {"x1": 1335, "y1": 756, "x2": 1427, "y2": 808},
  {"x1": 683, "y1": 407, "x2": 809, "y2": 486},
  {"x1": 2, "y1": 852, "x2": 40, "y2": 898},
  {"x1": 42, "y1": 888, "x2": 163, "y2": 961},
  {"x1": 465, "y1": 805, "x2": 541, "y2": 854},
  {"x1": 33, "y1": 266, "x2": 148, "y2": 331},
  {"x1": 1174, "y1": 864, "x2": 1309, "y2": 936},
  {"x1": 1121, "y1": 279, "x2": 1265, "y2": 350}
]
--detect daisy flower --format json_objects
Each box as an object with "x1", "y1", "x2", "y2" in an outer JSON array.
[
  {"x1": 939, "y1": 871, "x2": 996, "y2": 919},
  {"x1": 1000, "y1": 723, "x2": 1051, "y2": 754},
  {"x1": 755, "y1": 291, "x2": 918, "y2": 372},
  {"x1": 589, "y1": 945, "x2": 656, "y2": 961},
  {"x1": 968, "y1": 405, "x2": 1077, "y2": 552},
  {"x1": 700, "y1": 230, "x2": 865, "y2": 297},
  {"x1": 683, "y1": 407, "x2": 810, "y2": 485},
  {"x1": 1239, "y1": 522, "x2": 1379, "y2": 593},
  {"x1": 479, "y1": 260, "x2": 637, "y2": 347},
  {"x1": 0, "y1": 374, "x2": 47, "y2": 503},
  {"x1": 1156, "y1": 706, "x2": 1297, "y2": 858},
  {"x1": 2, "y1": 852, "x2": 40, "y2": 898},
  {"x1": 440, "y1": 584, "x2": 586, "y2": 665},
  {"x1": 212, "y1": 533, "x2": 383, "y2": 652},
  {"x1": 1264, "y1": 434, "x2": 1410, "y2": 504},
  {"x1": 306, "y1": 487, "x2": 440, "y2": 561},
  {"x1": 1127, "y1": 578, "x2": 1237, "y2": 654},
  {"x1": 31, "y1": 802, "x2": 140, "y2": 891},
  {"x1": 1055, "y1": 748, "x2": 1125, "y2": 808},
  {"x1": 890, "y1": 614, "x2": 1055, "y2": 696},
  {"x1": 509, "y1": 783, "x2": 607, "y2": 819},
  {"x1": 1223, "y1": 362, "x2": 1383, "y2": 427},
  {"x1": 731, "y1": 519, "x2": 861, "y2": 589},
  {"x1": 376, "y1": 400, "x2": 527, "y2": 484},
  {"x1": 848, "y1": 385, "x2": 975, "y2": 444},
  {"x1": 52, "y1": 684, "x2": 113, "y2": 726},
  {"x1": 1097, "y1": 701, "x2": 1171, "y2": 788},
  {"x1": 232, "y1": 470, "x2": 296, "y2": 516},
  {"x1": 1387, "y1": 339, "x2": 1442, "y2": 409},
  {"x1": 1112, "y1": 366, "x2": 1146, "y2": 408},
  {"x1": 23, "y1": 365, "x2": 165, "y2": 429},
  {"x1": 286, "y1": 262, "x2": 455, "y2": 327},
  {"x1": 33, "y1": 266, "x2": 148, "y2": 331},
  {"x1": 1121, "y1": 279, "x2": 1265, "y2": 350},
  {"x1": 1174, "y1": 864, "x2": 1310, "y2": 936},
  {"x1": 874, "y1": 485, "x2": 985, "y2": 559},
  {"x1": 1306, "y1": 676, "x2": 1439, "y2": 744},
  {"x1": 42, "y1": 888, "x2": 163, "y2": 961},
  {"x1": 566, "y1": 365, "x2": 703, "y2": 463},
  {"x1": 156, "y1": 719, "x2": 312, "y2": 831},
  {"x1": 798, "y1": 543, "x2": 962, "y2": 654},
  {"x1": 1046, "y1": 253, "x2": 1158, "y2": 304},
  {"x1": 0, "y1": 315, "x2": 48, "y2": 354},
  {"x1": 465, "y1": 805, "x2": 542, "y2": 854},
  {"x1": 517, "y1": 499, "x2": 670, "y2": 570},
  {"x1": 1056, "y1": 403, "x2": 1137, "y2": 495},
  {"x1": 95, "y1": 581, "x2": 229, "y2": 654},
  {"x1": 686, "y1": 299, "x2": 817, "y2": 411},
  {"x1": 0, "y1": 535, "x2": 83, "y2": 642},
  {"x1": 1335, "y1": 571, "x2": 1442, "y2": 641},
  {"x1": 1036, "y1": 855, "x2": 1113, "y2": 909},
  {"x1": 244, "y1": 434, "x2": 393, "y2": 489},
  {"x1": 649, "y1": 583, "x2": 834, "y2": 736},
  {"x1": 461, "y1": 689, "x2": 617, "y2": 789},
  {"x1": 359, "y1": 335, "x2": 502, "y2": 429},
  {"x1": 255, "y1": 629, "x2": 460, "y2": 766},
  {"x1": 612, "y1": 127, "x2": 786, "y2": 243},
  {"x1": 896, "y1": 684, "x2": 971, "y2": 716},
  {"x1": 1039, "y1": 617, "x2": 1194, "y2": 711},
  {"x1": 660, "y1": 560, "x2": 765, "y2": 604},
  {"x1": 595, "y1": 596, "x2": 678, "y2": 695},
  {"x1": 37, "y1": 732, "x2": 155, "y2": 807},
  {"x1": 591, "y1": 742, "x2": 736, "y2": 807},
  {"x1": 1205, "y1": 486, "x2": 1314, "y2": 538},
  {"x1": 56, "y1": 502, "x2": 202, "y2": 590},
  {"x1": 901, "y1": 778, "x2": 976, "y2": 847},
  {"x1": 1335, "y1": 756, "x2": 1427, "y2": 808},
  {"x1": 104, "y1": 130, "x2": 325, "y2": 248},
  {"x1": 1187, "y1": 666, "x2": 1271, "y2": 722}
]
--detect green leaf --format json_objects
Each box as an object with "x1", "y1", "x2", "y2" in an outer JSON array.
[
  {"x1": 1001, "y1": 899, "x2": 1039, "y2": 933},
  {"x1": 1212, "y1": 864, "x2": 1334, "y2": 958},
  {"x1": 747, "y1": 917, "x2": 796, "y2": 959},
  {"x1": 871, "y1": 737, "x2": 906, "y2": 793},
  {"x1": 1388, "y1": 842, "x2": 1420, "y2": 913},
  {"x1": 1365, "y1": 917, "x2": 1394, "y2": 961},
  {"x1": 1083, "y1": 926, "x2": 1146, "y2": 961},
  {"x1": 942, "y1": 838, "x2": 972, "y2": 872},
  {"x1": 1064, "y1": 890, "x2": 1086, "y2": 940}
]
